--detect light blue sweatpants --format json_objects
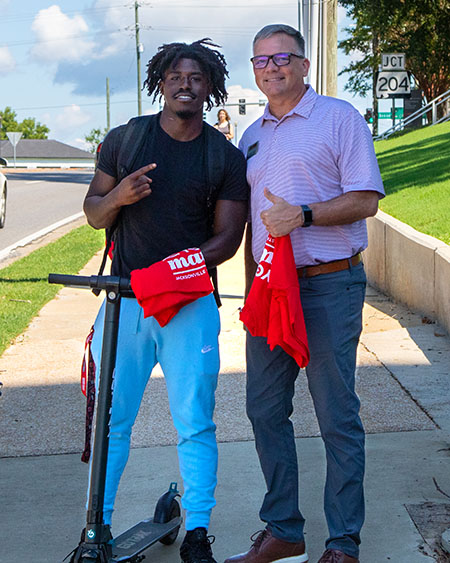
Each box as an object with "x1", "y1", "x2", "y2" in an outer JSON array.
[{"x1": 89, "y1": 293, "x2": 220, "y2": 531}]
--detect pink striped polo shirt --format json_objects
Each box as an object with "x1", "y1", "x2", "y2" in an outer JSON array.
[{"x1": 239, "y1": 86, "x2": 385, "y2": 267}]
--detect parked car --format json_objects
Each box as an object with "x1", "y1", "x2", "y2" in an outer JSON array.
[{"x1": 0, "y1": 157, "x2": 7, "y2": 229}]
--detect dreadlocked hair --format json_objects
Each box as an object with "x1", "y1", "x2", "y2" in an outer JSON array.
[{"x1": 143, "y1": 38, "x2": 229, "y2": 111}]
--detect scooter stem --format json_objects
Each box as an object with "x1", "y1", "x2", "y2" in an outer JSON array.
[{"x1": 85, "y1": 279, "x2": 122, "y2": 544}]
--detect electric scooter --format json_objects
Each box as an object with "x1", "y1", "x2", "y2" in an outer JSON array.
[{"x1": 49, "y1": 273, "x2": 182, "y2": 563}]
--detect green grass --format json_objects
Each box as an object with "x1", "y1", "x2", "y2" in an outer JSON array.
[
  {"x1": 0, "y1": 224, "x2": 104, "y2": 356},
  {"x1": 375, "y1": 121, "x2": 450, "y2": 244}
]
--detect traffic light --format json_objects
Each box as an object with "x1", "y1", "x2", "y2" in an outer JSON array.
[
  {"x1": 364, "y1": 108, "x2": 374, "y2": 123},
  {"x1": 239, "y1": 98, "x2": 246, "y2": 115}
]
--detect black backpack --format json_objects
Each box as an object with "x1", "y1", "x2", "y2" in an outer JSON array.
[{"x1": 95, "y1": 114, "x2": 227, "y2": 305}]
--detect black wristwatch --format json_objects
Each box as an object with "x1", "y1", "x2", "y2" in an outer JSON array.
[{"x1": 301, "y1": 204, "x2": 313, "y2": 227}]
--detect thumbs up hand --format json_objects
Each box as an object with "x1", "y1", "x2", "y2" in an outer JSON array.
[
  {"x1": 260, "y1": 187, "x2": 303, "y2": 237},
  {"x1": 263, "y1": 188, "x2": 285, "y2": 206}
]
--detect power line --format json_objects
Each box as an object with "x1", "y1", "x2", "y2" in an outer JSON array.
[
  {"x1": 12, "y1": 100, "x2": 145, "y2": 111},
  {"x1": 4, "y1": 28, "x2": 125, "y2": 48},
  {"x1": 11, "y1": 95, "x2": 264, "y2": 112},
  {"x1": 146, "y1": 2, "x2": 293, "y2": 7},
  {"x1": 0, "y1": 1, "x2": 294, "y2": 26},
  {"x1": 3, "y1": 23, "x2": 258, "y2": 50}
]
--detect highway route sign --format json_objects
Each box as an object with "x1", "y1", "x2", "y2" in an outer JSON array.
[{"x1": 376, "y1": 71, "x2": 410, "y2": 99}]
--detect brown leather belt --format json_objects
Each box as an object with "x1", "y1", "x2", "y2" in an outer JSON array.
[{"x1": 297, "y1": 253, "x2": 362, "y2": 278}]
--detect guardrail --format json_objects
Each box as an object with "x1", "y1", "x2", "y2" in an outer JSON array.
[{"x1": 375, "y1": 88, "x2": 450, "y2": 140}]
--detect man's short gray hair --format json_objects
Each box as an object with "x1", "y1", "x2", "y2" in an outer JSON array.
[{"x1": 253, "y1": 24, "x2": 305, "y2": 56}]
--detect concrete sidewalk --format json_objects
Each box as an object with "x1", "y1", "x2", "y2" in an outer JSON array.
[{"x1": 1, "y1": 245, "x2": 450, "y2": 562}]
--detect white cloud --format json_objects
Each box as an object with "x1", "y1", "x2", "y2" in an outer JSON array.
[
  {"x1": 30, "y1": 5, "x2": 96, "y2": 63},
  {"x1": 227, "y1": 84, "x2": 264, "y2": 102},
  {"x1": 71, "y1": 137, "x2": 92, "y2": 151},
  {"x1": 45, "y1": 105, "x2": 93, "y2": 143},
  {"x1": 84, "y1": 0, "x2": 134, "y2": 59},
  {"x1": 55, "y1": 104, "x2": 92, "y2": 128},
  {"x1": 0, "y1": 46, "x2": 15, "y2": 72}
]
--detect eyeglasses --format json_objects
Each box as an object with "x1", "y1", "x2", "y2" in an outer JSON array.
[{"x1": 250, "y1": 52, "x2": 305, "y2": 69}]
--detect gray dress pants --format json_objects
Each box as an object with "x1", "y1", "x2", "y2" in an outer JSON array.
[{"x1": 246, "y1": 261, "x2": 366, "y2": 559}]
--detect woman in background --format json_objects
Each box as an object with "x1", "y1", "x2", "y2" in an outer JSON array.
[{"x1": 214, "y1": 109, "x2": 234, "y2": 141}]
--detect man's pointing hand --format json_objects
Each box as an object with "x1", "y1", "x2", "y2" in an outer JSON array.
[{"x1": 116, "y1": 163, "x2": 157, "y2": 207}]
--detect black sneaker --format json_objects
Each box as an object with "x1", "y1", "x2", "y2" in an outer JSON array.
[{"x1": 180, "y1": 527, "x2": 217, "y2": 563}]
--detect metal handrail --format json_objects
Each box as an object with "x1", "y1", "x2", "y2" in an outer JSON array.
[
  {"x1": 374, "y1": 88, "x2": 450, "y2": 140},
  {"x1": 435, "y1": 112, "x2": 450, "y2": 125}
]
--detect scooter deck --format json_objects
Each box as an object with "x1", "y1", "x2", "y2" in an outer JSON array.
[{"x1": 111, "y1": 516, "x2": 182, "y2": 562}]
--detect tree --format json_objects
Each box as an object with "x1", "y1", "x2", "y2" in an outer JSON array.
[
  {"x1": 0, "y1": 106, "x2": 49, "y2": 139},
  {"x1": 19, "y1": 118, "x2": 49, "y2": 139},
  {"x1": 84, "y1": 127, "x2": 108, "y2": 154},
  {"x1": 0, "y1": 107, "x2": 19, "y2": 139},
  {"x1": 339, "y1": 0, "x2": 450, "y2": 131}
]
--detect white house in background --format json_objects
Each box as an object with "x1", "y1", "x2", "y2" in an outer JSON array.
[{"x1": 0, "y1": 139, "x2": 94, "y2": 169}]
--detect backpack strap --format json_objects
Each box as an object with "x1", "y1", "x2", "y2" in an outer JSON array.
[
  {"x1": 116, "y1": 114, "x2": 157, "y2": 182},
  {"x1": 204, "y1": 124, "x2": 227, "y2": 308},
  {"x1": 204, "y1": 124, "x2": 226, "y2": 219},
  {"x1": 93, "y1": 116, "x2": 157, "y2": 294}
]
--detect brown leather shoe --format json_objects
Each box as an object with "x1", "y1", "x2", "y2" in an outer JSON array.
[
  {"x1": 224, "y1": 528, "x2": 308, "y2": 563},
  {"x1": 317, "y1": 549, "x2": 359, "y2": 563}
]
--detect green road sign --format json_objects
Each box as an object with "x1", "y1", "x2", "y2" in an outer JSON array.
[{"x1": 378, "y1": 108, "x2": 404, "y2": 119}]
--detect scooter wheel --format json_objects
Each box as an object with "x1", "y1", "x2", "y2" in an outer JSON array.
[{"x1": 158, "y1": 497, "x2": 181, "y2": 545}]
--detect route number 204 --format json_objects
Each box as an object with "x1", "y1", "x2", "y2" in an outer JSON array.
[{"x1": 376, "y1": 71, "x2": 410, "y2": 98}]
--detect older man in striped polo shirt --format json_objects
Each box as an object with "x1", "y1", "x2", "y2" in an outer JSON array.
[{"x1": 225, "y1": 24, "x2": 385, "y2": 563}]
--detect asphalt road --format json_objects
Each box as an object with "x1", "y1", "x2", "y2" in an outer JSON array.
[{"x1": 0, "y1": 170, "x2": 93, "y2": 252}]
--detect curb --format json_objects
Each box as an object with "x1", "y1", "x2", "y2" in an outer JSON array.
[{"x1": 0, "y1": 212, "x2": 84, "y2": 262}]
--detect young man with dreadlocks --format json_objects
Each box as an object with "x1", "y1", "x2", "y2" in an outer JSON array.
[{"x1": 83, "y1": 39, "x2": 248, "y2": 563}]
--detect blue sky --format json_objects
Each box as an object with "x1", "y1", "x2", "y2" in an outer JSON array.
[{"x1": 0, "y1": 0, "x2": 376, "y2": 150}]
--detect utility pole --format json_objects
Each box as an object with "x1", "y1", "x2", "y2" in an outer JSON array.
[
  {"x1": 326, "y1": 0, "x2": 337, "y2": 97},
  {"x1": 301, "y1": 0, "x2": 336, "y2": 97},
  {"x1": 297, "y1": 0, "x2": 303, "y2": 33},
  {"x1": 106, "y1": 77, "x2": 111, "y2": 131},
  {"x1": 135, "y1": 1, "x2": 143, "y2": 116},
  {"x1": 317, "y1": 0, "x2": 323, "y2": 93}
]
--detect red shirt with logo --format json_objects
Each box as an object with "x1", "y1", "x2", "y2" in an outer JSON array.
[{"x1": 240, "y1": 235, "x2": 309, "y2": 368}]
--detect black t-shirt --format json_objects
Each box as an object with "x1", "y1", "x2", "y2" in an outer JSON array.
[{"x1": 97, "y1": 115, "x2": 248, "y2": 277}]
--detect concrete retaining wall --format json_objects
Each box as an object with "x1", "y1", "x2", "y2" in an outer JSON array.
[{"x1": 363, "y1": 210, "x2": 450, "y2": 335}]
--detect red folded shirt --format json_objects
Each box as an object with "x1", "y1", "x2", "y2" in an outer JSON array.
[
  {"x1": 130, "y1": 248, "x2": 214, "y2": 327},
  {"x1": 240, "y1": 234, "x2": 309, "y2": 368}
]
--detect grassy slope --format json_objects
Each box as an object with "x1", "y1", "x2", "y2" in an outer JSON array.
[
  {"x1": 0, "y1": 225, "x2": 104, "y2": 356},
  {"x1": 374, "y1": 121, "x2": 450, "y2": 244}
]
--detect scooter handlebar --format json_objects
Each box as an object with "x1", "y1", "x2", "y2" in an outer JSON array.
[
  {"x1": 48, "y1": 273, "x2": 131, "y2": 292},
  {"x1": 48, "y1": 273, "x2": 92, "y2": 287}
]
